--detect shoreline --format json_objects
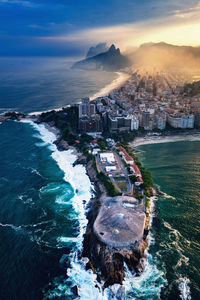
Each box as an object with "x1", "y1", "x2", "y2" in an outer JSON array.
[
  {"x1": 90, "y1": 72, "x2": 131, "y2": 100},
  {"x1": 28, "y1": 71, "x2": 130, "y2": 116},
  {"x1": 33, "y1": 119, "x2": 152, "y2": 292},
  {"x1": 2, "y1": 115, "x2": 161, "y2": 297},
  {"x1": 131, "y1": 133, "x2": 200, "y2": 147}
]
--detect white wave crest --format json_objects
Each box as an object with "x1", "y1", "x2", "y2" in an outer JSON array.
[
  {"x1": 178, "y1": 277, "x2": 192, "y2": 300},
  {"x1": 23, "y1": 120, "x2": 167, "y2": 299}
]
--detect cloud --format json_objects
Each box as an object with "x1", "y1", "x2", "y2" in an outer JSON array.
[
  {"x1": 0, "y1": 0, "x2": 34, "y2": 7},
  {"x1": 173, "y1": 1, "x2": 200, "y2": 19},
  {"x1": 39, "y1": 11, "x2": 200, "y2": 51}
]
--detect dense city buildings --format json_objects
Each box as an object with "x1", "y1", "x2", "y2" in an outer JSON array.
[
  {"x1": 78, "y1": 70, "x2": 200, "y2": 133},
  {"x1": 78, "y1": 97, "x2": 103, "y2": 132}
]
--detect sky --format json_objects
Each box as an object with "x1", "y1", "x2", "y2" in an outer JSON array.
[{"x1": 0, "y1": 0, "x2": 200, "y2": 56}]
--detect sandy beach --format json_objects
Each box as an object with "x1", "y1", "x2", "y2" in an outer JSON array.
[
  {"x1": 90, "y1": 72, "x2": 131, "y2": 100},
  {"x1": 29, "y1": 72, "x2": 130, "y2": 116},
  {"x1": 131, "y1": 133, "x2": 200, "y2": 147}
]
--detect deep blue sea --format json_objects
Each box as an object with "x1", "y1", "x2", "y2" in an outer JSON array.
[
  {"x1": 0, "y1": 57, "x2": 118, "y2": 113},
  {"x1": 0, "y1": 57, "x2": 199, "y2": 299}
]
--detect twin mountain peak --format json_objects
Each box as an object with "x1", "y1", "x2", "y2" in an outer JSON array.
[{"x1": 72, "y1": 43, "x2": 130, "y2": 71}]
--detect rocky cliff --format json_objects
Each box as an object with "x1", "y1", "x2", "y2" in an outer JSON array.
[{"x1": 78, "y1": 160, "x2": 149, "y2": 288}]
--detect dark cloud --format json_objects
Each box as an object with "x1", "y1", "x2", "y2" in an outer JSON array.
[{"x1": 0, "y1": 0, "x2": 199, "y2": 56}]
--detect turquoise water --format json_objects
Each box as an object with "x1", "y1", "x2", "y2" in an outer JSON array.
[
  {"x1": 138, "y1": 141, "x2": 200, "y2": 300},
  {"x1": 0, "y1": 120, "x2": 93, "y2": 299},
  {"x1": 0, "y1": 56, "x2": 200, "y2": 299}
]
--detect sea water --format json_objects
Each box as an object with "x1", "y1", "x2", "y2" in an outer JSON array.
[
  {"x1": 0, "y1": 57, "x2": 200, "y2": 299},
  {"x1": 137, "y1": 142, "x2": 200, "y2": 300},
  {"x1": 0, "y1": 57, "x2": 118, "y2": 113},
  {"x1": 3, "y1": 120, "x2": 199, "y2": 299}
]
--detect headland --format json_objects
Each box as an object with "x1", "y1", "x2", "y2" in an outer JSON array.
[{"x1": 1, "y1": 65, "x2": 200, "y2": 292}]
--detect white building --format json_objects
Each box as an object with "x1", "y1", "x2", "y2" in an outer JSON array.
[
  {"x1": 106, "y1": 166, "x2": 116, "y2": 172},
  {"x1": 168, "y1": 114, "x2": 194, "y2": 129},
  {"x1": 100, "y1": 152, "x2": 115, "y2": 164}
]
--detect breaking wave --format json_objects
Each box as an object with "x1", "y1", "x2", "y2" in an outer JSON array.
[{"x1": 21, "y1": 120, "x2": 166, "y2": 299}]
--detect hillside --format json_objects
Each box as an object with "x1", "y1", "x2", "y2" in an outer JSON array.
[{"x1": 129, "y1": 42, "x2": 200, "y2": 70}]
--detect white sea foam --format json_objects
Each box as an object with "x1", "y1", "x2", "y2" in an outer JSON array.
[
  {"x1": 0, "y1": 222, "x2": 23, "y2": 232},
  {"x1": 123, "y1": 196, "x2": 166, "y2": 299},
  {"x1": 22, "y1": 119, "x2": 93, "y2": 248},
  {"x1": 178, "y1": 277, "x2": 192, "y2": 300},
  {"x1": 22, "y1": 119, "x2": 167, "y2": 299},
  {"x1": 124, "y1": 256, "x2": 166, "y2": 299}
]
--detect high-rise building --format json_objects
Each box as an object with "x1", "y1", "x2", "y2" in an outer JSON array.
[
  {"x1": 195, "y1": 111, "x2": 200, "y2": 127},
  {"x1": 79, "y1": 98, "x2": 95, "y2": 118},
  {"x1": 108, "y1": 114, "x2": 139, "y2": 132},
  {"x1": 156, "y1": 115, "x2": 166, "y2": 130},
  {"x1": 79, "y1": 115, "x2": 103, "y2": 132},
  {"x1": 142, "y1": 111, "x2": 150, "y2": 130},
  {"x1": 167, "y1": 114, "x2": 194, "y2": 128}
]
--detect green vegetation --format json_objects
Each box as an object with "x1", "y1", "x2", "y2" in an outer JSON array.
[
  {"x1": 145, "y1": 197, "x2": 151, "y2": 209},
  {"x1": 113, "y1": 176, "x2": 126, "y2": 181},
  {"x1": 140, "y1": 167, "x2": 154, "y2": 190},
  {"x1": 117, "y1": 181, "x2": 127, "y2": 191},
  {"x1": 98, "y1": 139, "x2": 107, "y2": 150},
  {"x1": 136, "y1": 195, "x2": 144, "y2": 201},
  {"x1": 97, "y1": 172, "x2": 120, "y2": 197},
  {"x1": 127, "y1": 150, "x2": 154, "y2": 191},
  {"x1": 102, "y1": 131, "x2": 135, "y2": 145},
  {"x1": 182, "y1": 81, "x2": 200, "y2": 97},
  {"x1": 129, "y1": 175, "x2": 138, "y2": 184},
  {"x1": 75, "y1": 134, "x2": 93, "y2": 152},
  {"x1": 39, "y1": 107, "x2": 78, "y2": 145}
]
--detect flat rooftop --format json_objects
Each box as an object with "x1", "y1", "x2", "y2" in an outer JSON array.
[{"x1": 93, "y1": 196, "x2": 146, "y2": 248}]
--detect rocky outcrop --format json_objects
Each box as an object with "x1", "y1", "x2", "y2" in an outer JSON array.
[
  {"x1": 69, "y1": 153, "x2": 149, "y2": 288},
  {"x1": 72, "y1": 44, "x2": 130, "y2": 71},
  {"x1": 79, "y1": 160, "x2": 148, "y2": 288},
  {"x1": 86, "y1": 43, "x2": 108, "y2": 58},
  {"x1": 83, "y1": 208, "x2": 148, "y2": 288},
  {"x1": 53, "y1": 138, "x2": 69, "y2": 151}
]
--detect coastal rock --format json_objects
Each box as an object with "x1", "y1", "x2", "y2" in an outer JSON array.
[
  {"x1": 81, "y1": 160, "x2": 149, "y2": 288},
  {"x1": 53, "y1": 139, "x2": 69, "y2": 151},
  {"x1": 83, "y1": 222, "x2": 147, "y2": 288},
  {"x1": 73, "y1": 155, "x2": 87, "y2": 166}
]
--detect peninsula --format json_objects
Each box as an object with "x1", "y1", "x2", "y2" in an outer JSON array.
[{"x1": 1, "y1": 59, "x2": 200, "y2": 290}]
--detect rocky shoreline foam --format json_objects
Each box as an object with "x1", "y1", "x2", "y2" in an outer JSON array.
[
  {"x1": 0, "y1": 111, "x2": 174, "y2": 294},
  {"x1": 28, "y1": 116, "x2": 152, "y2": 290},
  {"x1": 74, "y1": 152, "x2": 154, "y2": 289}
]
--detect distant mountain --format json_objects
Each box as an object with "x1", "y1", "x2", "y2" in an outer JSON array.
[
  {"x1": 129, "y1": 42, "x2": 200, "y2": 70},
  {"x1": 72, "y1": 44, "x2": 131, "y2": 71},
  {"x1": 86, "y1": 43, "x2": 108, "y2": 58}
]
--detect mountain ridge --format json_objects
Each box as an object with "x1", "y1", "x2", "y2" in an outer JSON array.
[{"x1": 72, "y1": 44, "x2": 130, "y2": 71}]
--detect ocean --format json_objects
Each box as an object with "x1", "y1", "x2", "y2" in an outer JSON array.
[
  {"x1": 0, "y1": 57, "x2": 199, "y2": 299},
  {"x1": 137, "y1": 142, "x2": 200, "y2": 300},
  {"x1": 0, "y1": 57, "x2": 121, "y2": 114}
]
